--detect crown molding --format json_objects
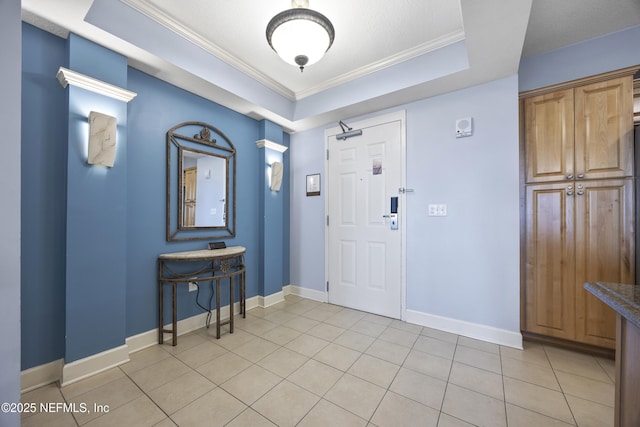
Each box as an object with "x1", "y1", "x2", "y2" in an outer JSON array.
[
  {"x1": 122, "y1": 0, "x2": 296, "y2": 101},
  {"x1": 121, "y1": 0, "x2": 465, "y2": 103},
  {"x1": 294, "y1": 30, "x2": 466, "y2": 100},
  {"x1": 256, "y1": 139, "x2": 288, "y2": 153},
  {"x1": 56, "y1": 67, "x2": 138, "y2": 103}
]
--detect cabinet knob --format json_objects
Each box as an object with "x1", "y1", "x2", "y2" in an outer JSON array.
[
  {"x1": 567, "y1": 191, "x2": 574, "y2": 196},
  {"x1": 577, "y1": 190, "x2": 584, "y2": 196},
  {"x1": 567, "y1": 174, "x2": 574, "y2": 180},
  {"x1": 577, "y1": 174, "x2": 585, "y2": 179}
]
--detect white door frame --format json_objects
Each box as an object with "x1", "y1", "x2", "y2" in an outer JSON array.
[{"x1": 324, "y1": 110, "x2": 407, "y2": 320}]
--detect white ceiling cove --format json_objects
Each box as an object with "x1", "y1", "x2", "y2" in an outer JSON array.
[
  {"x1": 124, "y1": 0, "x2": 466, "y2": 100},
  {"x1": 20, "y1": 0, "x2": 640, "y2": 132}
]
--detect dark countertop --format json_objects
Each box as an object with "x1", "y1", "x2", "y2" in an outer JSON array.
[{"x1": 584, "y1": 282, "x2": 640, "y2": 330}]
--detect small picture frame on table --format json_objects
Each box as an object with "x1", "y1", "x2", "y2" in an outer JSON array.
[{"x1": 306, "y1": 173, "x2": 321, "y2": 196}]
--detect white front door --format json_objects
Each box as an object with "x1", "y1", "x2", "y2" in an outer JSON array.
[{"x1": 326, "y1": 112, "x2": 405, "y2": 319}]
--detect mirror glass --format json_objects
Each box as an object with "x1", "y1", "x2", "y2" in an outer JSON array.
[
  {"x1": 180, "y1": 149, "x2": 227, "y2": 228},
  {"x1": 167, "y1": 122, "x2": 236, "y2": 241}
]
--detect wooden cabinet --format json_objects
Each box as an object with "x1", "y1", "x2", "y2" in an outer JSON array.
[
  {"x1": 525, "y1": 183, "x2": 576, "y2": 340},
  {"x1": 524, "y1": 89, "x2": 574, "y2": 183},
  {"x1": 575, "y1": 179, "x2": 634, "y2": 347},
  {"x1": 525, "y1": 76, "x2": 634, "y2": 184},
  {"x1": 575, "y1": 78, "x2": 634, "y2": 180},
  {"x1": 523, "y1": 72, "x2": 636, "y2": 350},
  {"x1": 526, "y1": 179, "x2": 634, "y2": 349}
]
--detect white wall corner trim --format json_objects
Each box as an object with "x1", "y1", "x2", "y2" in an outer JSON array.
[
  {"x1": 405, "y1": 309, "x2": 523, "y2": 349},
  {"x1": 56, "y1": 67, "x2": 138, "y2": 103},
  {"x1": 256, "y1": 139, "x2": 288, "y2": 153},
  {"x1": 259, "y1": 290, "x2": 285, "y2": 308},
  {"x1": 61, "y1": 345, "x2": 130, "y2": 387},
  {"x1": 20, "y1": 359, "x2": 64, "y2": 393},
  {"x1": 283, "y1": 284, "x2": 328, "y2": 303}
]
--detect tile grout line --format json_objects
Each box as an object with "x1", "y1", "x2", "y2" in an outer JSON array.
[{"x1": 41, "y1": 296, "x2": 615, "y2": 427}]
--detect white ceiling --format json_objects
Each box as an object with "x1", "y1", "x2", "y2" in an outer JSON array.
[{"x1": 21, "y1": 0, "x2": 640, "y2": 132}]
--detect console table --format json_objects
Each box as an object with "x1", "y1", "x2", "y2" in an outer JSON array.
[{"x1": 158, "y1": 246, "x2": 246, "y2": 345}]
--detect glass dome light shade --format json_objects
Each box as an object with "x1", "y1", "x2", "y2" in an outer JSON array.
[{"x1": 266, "y1": 8, "x2": 335, "y2": 69}]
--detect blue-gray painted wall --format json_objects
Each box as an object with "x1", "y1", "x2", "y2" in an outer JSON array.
[
  {"x1": 20, "y1": 24, "x2": 291, "y2": 369},
  {"x1": 519, "y1": 24, "x2": 640, "y2": 91},
  {"x1": 64, "y1": 34, "x2": 129, "y2": 362},
  {"x1": 1, "y1": 0, "x2": 22, "y2": 425},
  {"x1": 21, "y1": 23, "x2": 67, "y2": 368}
]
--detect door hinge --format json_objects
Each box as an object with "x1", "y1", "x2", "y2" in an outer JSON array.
[
  {"x1": 326, "y1": 281, "x2": 329, "y2": 291},
  {"x1": 326, "y1": 215, "x2": 329, "y2": 226},
  {"x1": 326, "y1": 149, "x2": 329, "y2": 160}
]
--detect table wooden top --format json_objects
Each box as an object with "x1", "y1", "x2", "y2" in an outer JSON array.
[{"x1": 159, "y1": 246, "x2": 246, "y2": 261}]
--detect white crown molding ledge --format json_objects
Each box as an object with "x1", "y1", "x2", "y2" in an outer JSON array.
[
  {"x1": 256, "y1": 139, "x2": 288, "y2": 153},
  {"x1": 56, "y1": 67, "x2": 138, "y2": 103}
]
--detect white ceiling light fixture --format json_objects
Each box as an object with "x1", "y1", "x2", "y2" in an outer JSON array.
[{"x1": 266, "y1": 0, "x2": 335, "y2": 72}]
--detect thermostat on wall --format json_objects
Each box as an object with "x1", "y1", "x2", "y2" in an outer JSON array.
[{"x1": 455, "y1": 117, "x2": 473, "y2": 138}]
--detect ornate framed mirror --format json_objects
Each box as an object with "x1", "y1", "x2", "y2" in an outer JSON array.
[{"x1": 166, "y1": 121, "x2": 236, "y2": 241}]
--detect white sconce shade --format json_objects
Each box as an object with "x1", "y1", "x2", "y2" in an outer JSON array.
[
  {"x1": 270, "y1": 161, "x2": 284, "y2": 191},
  {"x1": 88, "y1": 111, "x2": 117, "y2": 167}
]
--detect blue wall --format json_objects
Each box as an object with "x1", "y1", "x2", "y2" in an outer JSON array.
[
  {"x1": 64, "y1": 34, "x2": 129, "y2": 362},
  {"x1": 519, "y1": 24, "x2": 640, "y2": 91},
  {"x1": 20, "y1": 25, "x2": 291, "y2": 370},
  {"x1": 126, "y1": 68, "x2": 264, "y2": 337},
  {"x1": 290, "y1": 76, "x2": 522, "y2": 344},
  {"x1": 1, "y1": 1, "x2": 23, "y2": 424},
  {"x1": 21, "y1": 23, "x2": 67, "y2": 368}
]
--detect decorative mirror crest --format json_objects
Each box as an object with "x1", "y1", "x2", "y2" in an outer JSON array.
[{"x1": 166, "y1": 121, "x2": 236, "y2": 241}]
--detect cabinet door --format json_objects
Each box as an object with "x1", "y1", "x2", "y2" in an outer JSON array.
[
  {"x1": 575, "y1": 179, "x2": 634, "y2": 348},
  {"x1": 524, "y1": 89, "x2": 575, "y2": 183},
  {"x1": 575, "y1": 76, "x2": 634, "y2": 180},
  {"x1": 525, "y1": 183, "x2": 576, "y2": 339}
]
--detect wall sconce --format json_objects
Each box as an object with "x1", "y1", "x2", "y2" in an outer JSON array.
[
  {"x1": 270, "y1": 161, "x2": 284, "y2": 191},
  {"x1": 88, "y1": 111, "x2": 117, "y2": 167}
]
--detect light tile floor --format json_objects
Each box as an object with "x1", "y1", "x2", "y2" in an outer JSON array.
[{"x1": 21, "y1": 295, "x2": 616, "y2": 426}]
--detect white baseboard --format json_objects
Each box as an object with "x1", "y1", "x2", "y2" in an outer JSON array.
[
  {"x1": 61, "y1": 345, "x2": 130, "y2": 387},
  {"x1": 21, "y1": 289, "x2": 312, "y2": 393},
  {"x1": 259, "y1": 290, "x2": 285, "y2": 307},
  {"x1": 127, "y1": 298, "x2": 259, "y2": 354},
  {"x1": 284, "y1": 284, "x2": 327, "y2": 302},
  {"x1": 405, "y1": 309, "x2": 523, "y2": 349},
  {"x1": 21, "y1": 358, "x2": 64, "y2": 393},
  {"x1": 23, "y1": 296, "x2": 257, "y2": 392}
]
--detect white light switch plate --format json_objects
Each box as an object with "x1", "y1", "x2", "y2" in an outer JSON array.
[{"x1": 428, "y1": 204, "x2": 447, "y2": 216}]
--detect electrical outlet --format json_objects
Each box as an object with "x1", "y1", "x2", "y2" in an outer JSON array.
[
  {"x1": 428, "y1": 204, "x2": 448, "y2": 216},
  {"x1": 188, "y1": 282, "x2": 198, "y2": 292}
]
